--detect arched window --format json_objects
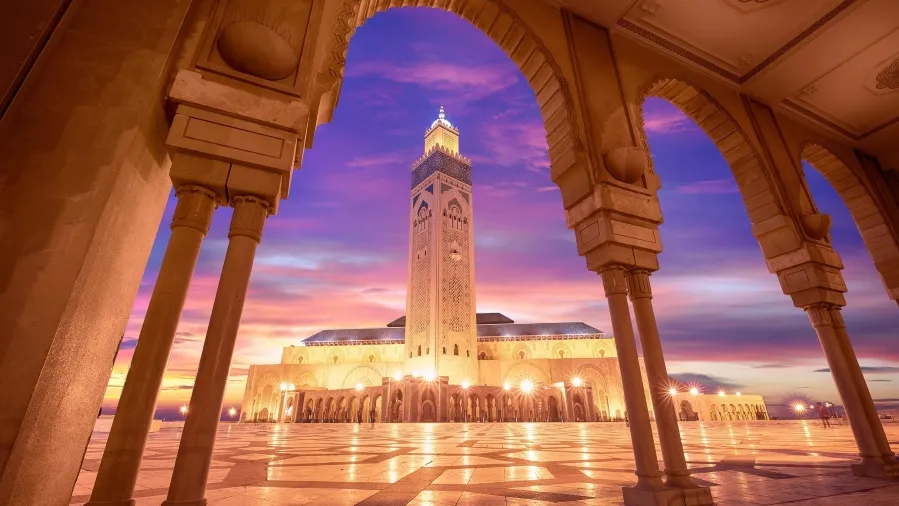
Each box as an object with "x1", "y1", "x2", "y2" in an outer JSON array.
[
  {"x1": 442, "y1": 347, "x2": 446, "y2": 354},
  {"x1": 297, "y1": 356, "x2": 304, "y2": 364},
  {"x1": 518, "y1": 351, "x2": 525, "y2": 360},
  {"x1": 478, "y1": 351, "x2": 487, "y2": 360},
  {"x1": 332, "y1": 355, "x2": 338, "y2": 364},
  {"x1": 466, "y1": 349, "x2": 470, "y2": 357},
  {"x1": 426, "y1": 347, "x2": 429, "y2": 355},
  {"x1": 368, "y1": 355, "x2": 374, "y2": 363},
  {"x1": 558, "y1": 350, "x2": 565, "y2": 359},
  {"x1": 417, "y1": 345, "x2": 422, "y2": 356},
  {"x1": 453, "y1": 344, "x2": 459, "y2": 356}
]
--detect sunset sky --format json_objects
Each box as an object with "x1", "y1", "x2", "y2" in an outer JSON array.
[{"x1": 102, "y1": 9, "x2": 898, "y2": 420}]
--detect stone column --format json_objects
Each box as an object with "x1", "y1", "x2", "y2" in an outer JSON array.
[
  {"x1": 626, "y1": 270, "x2": 710, "y2": 500},
  {"x1": 86, "y1": 186, "x2": 217, "y2": 506},
  {"x1": 829, "y1": 307, "x2": 899, "y2": 474},
  {"x1": 805, "y1": 303, "x2": 885, "y2": 475},
  {"x1": 163, "y1": 195, "x2": 270, "y2": 506},
  {"x1": 599, "y1": 266, "x2": 674, "y2": 504}
]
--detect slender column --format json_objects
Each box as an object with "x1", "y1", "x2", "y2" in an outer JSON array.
[
  {"x1": 830, "y1": 307, "x2": 899, "y2": 471},
  {"x1": 599, "y1": 266, "x2": 666, "y2": 491},
  {"x1": 805, "y1": 304, "x2": 883, "y2": 473},
  {"x1": 163, "y1": 195, "x2": 270, "y2": 506},
  {"x1": 86, "y1": 185, "x2": 217, "y2": 506},
  {"x1": 626, "y1": 270, "x2": 700, "y2": 489}
]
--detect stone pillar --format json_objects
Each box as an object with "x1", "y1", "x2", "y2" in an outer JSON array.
[
  {"x1": 805, "y1": 303, "x2": 886, "y2": 476},
  {"x1": 627, "y1": 269, "x2": 712, "y2": 503},
  {"x1": 599, "y1": 266, "x2": 682, "y2": 505},
  {"x1": 829, "y1": 307, "x2": 899, "y2": 474},
  {"x1": 163, "y1": 195, "x2": 270, "y2": 506},
  {"x1": 86, "y1": 185, "x2": 217, "y2": 506}
]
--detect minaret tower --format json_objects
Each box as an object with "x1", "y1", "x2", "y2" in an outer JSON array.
[{"x1": 404, "y1": 106, "x2": 478, "y2": 384}]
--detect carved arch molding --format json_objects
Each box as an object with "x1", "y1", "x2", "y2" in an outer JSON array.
[{"x1": 322, "y1": 0, "x2": 585, "y2": 187}]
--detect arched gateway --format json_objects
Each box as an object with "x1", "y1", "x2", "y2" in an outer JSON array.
[{"x1": 1, "y1": 1, "x2": 898, "y2": 506}]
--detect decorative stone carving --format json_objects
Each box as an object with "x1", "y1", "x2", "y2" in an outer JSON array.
[
  {"x1": 875, "y1": 57, "x2": 899, "y2": 90},
  {"x1": 229, "y1": 195, "x2": 271, "y2": 242},
  {"x1": 218, "y1": 20, "x2": 299, "y2": 80},
  {"x1": 801, "y1": 213, "x2": 832, "y2": 240},
  {"x1": 599, "y1": 266, "x2": 629, "y2": 297},
  {"x1": 625, "y1": 270, "x2": 653, "y2": 300},
  {"x1": 171, "y1": 185, "x2": 218, "y2": 234},
  {"x1": 603, "y1": 147, "x2": 647, "y2": 184},
  {"x1": 804, "y1": 303, "x2": 834, "y2": 328}
]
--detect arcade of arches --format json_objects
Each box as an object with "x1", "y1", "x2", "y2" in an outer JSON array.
[{"x1": 1, "y1": 1, "x2": 898, "y2": 505}]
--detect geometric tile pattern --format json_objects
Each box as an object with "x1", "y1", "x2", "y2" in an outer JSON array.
[{"x1": 71, "y1": 421, "x2": 899, "y2": 505}]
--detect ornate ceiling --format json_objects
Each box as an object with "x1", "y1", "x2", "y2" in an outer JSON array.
[{"x1": 551, "y1": 0, "x2": 899, "y2": 165}]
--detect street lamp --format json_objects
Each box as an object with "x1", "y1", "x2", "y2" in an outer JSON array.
[
  {"x1": 179, "y1": 405, "x2": 188, "y2": 420},
  {"x1": 355, "y1": 383, "x2": 363, "y2": 391},
  {"x1": 668, "y1": 387, "x2": 678, "y2": 397},
  {"x1": 228, "y1": 407, "x2": 237, "y2": 419},
  {"x1": 718, "y1": 390, "x2": 726, "y2": 398},
  {"x1": 689, "y1": 387, "x2": 699, "y2": 397}
]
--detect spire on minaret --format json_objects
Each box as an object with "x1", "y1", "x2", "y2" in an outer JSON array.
[{"x1": 425, "y1": 104, "x2": 459, "y2": 155}]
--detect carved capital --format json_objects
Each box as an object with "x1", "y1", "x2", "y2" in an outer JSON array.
[
  {"x1": 626, "y1": 269, "x2": 653, "y2": 300},
  {"x1": 804, "y1": 303, "x2": 834, "y2": 328},
  {"x1": 229, "y1": 195, "x2": 271, "y2": 242},
  {"x1": 171, "y1": 185, "x2": 218, "y2": 234},
  {"x1": 599, "y1": 265, "x2": 629, "y2": 297},
  {"x1": 828, "y1": 306, "x2": 846, "y2": 329}
]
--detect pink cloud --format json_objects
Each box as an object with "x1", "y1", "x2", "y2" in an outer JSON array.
[
  {"x1": 642, "y1": 108, "x2": 696, "y2": 134},
  {"x1": 675, "y1": 178, "x2": 740, "y2": 194}
]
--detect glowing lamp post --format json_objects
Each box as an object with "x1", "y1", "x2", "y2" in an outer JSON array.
[
  {"x1": 571, "y1": 377, "x2": 584, "y2": 421},
  {"x1": 668, "y1": 388, "x2": 678, "y2": 397},
  {"x1": 179, "y1": 405, "x2": 188, "y2": 421},
  {"x1": 228, "y1": 407, "x2": 237, "y2": 420},
  {"x1": 689, "y1": 387, "x2": 699, "y2": 397}
]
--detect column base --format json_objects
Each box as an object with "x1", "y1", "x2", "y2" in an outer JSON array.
[
  {"x1": 84, "y1": 500, "x2": 136, "y2": 506},
  {"x1": 851, "y1": 457, "x2": 899, "y2": 479},
  {"x1": 622, "y1": 485, "x2": 696, "y2": 506},
  {"x1": 160, "y1": 499, "x2": 207, "y2": 506}
]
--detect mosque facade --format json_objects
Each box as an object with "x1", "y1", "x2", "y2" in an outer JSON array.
[{"x1": 239, "y1": 108, "x2": 767, "y2": 424}]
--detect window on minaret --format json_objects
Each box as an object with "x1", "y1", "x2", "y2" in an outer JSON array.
[
  {"x1": 453, "y1": 344, "x2": 459, "y2": 356},
  {"x1": 417, "y1": 345, "x2": 422, "y2": 356},
  {"x1": 442, "y1": 347, "x2": 446, "y2": 355},
  {"x1": 466, "y1": 350, "x2": 470, "y2": 358}
]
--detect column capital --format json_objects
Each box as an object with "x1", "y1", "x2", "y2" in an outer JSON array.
[
  {"x1": 804, "y1": 303, "x2": 836, "y2": 328},
  {"x1": 599, "y1": 265, "x2": 629, "y2": 297},
  {"x1": 229, "y1": 195, "x2": 271, "y2": 242},
  {"x1": 626, "y1": 269, "x2": 653, "y2": 300},
  {"x1": 828, "y1": 306, "x2": 846, "y2": 329},
  {"x1": 171, "y1": 185, "x2": 218, "y2": 234}
]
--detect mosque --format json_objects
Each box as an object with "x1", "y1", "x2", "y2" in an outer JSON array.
[{"x1": 239, "y1": 108, "x2": 767, "y2": 424}]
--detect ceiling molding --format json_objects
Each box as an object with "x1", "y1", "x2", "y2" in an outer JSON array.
[
  {"x1": 615, "y1": 0, "x2": 858, "y2": 85},
  {"x1": 782, "y1": 99, "x2": 899, "y2": 141}
]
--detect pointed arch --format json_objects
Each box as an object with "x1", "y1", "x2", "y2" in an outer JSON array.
[
  {"x1": 319, "y1": 0, "x2": 590, "y2": 204},
  {"x1": 802, "y1": 142, "x2": 899, "y2": 301},
  {"x1": 634, "y1": 75, "x2": 787, "y2": 237}
]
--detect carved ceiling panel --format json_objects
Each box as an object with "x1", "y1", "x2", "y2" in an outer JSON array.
[
  {"x1": 788, "y1": 30, "x2": 899, "y2": 137},
  {"x1": 616, "y1": 0, "x2": 844, "y2": 76}
]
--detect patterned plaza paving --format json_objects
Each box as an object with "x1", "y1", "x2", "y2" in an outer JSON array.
[{"x1": 71, "y1": 421, "x2": 899, "y2": 505}]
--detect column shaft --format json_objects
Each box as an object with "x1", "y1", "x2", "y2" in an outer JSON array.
[
  {"x1": 830, "y1": 307, "x2": 897, "y2": 466},
  {"x1": 87, "y1": 186, "x2": 217, "y2": 505},
  {"x1": 164, "y1": 196, "x2": 269, "y2": 506},
  {"x1": 599, "y1": 267, "x2": 665, "y2": 490},
  {"x1": 626, "y1": 270, "x2": 696, "y2": 489},
  {"x1": 806, "y1": 304, "x2": 881, "y2": 468}
]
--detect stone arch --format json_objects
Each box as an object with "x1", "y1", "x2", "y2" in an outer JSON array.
[
  {"x1": 802, "y1": 142, "x2": 899, "y2": 301},
  {"x1": 320, "y1": 0, "x2": 590, "y2": 204},
  {"x1": 342, "y1": 365, "x2": 383, "y2": 390},
  {"x1": 476, "y1": 344, "x2": 492, "y2": 360},
  {"x1": 634, "y1": 74, "x2": 790, "y2": 242},
  {"x1": 291, "y1": 371, "x2": 318, "y2": 388},
  {"x1": 503, "y1": 362, "x2": 549, "y2": 386}
]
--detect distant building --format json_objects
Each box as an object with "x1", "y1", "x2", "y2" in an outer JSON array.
[{"x1": 240, "y1": 108, "x2": 767, "y2": 424}]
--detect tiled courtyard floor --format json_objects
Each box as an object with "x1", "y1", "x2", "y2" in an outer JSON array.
[{"x1": 71, "y1": 421, "x2": 899, "y2": 505}]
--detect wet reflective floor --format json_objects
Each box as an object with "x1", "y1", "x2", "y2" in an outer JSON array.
[{"x1": 71, "y1": 421, "x2": 899, "y2": 505}]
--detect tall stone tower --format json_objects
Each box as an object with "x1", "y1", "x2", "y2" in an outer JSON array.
[{"x1": 404, "y1": 106, "x2": 478, "y2": 384}]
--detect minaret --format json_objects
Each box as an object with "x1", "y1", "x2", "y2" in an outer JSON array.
[{"x1": 404, "y1": 106, "x2": 478, "y2": 384}]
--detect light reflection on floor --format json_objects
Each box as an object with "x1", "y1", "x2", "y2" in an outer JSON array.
[{"x1": 71, "y1": 421, "x2": 899, "y2": 505}]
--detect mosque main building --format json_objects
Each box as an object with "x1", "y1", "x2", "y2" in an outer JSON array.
[{"x1": 240, "y1": 108, "x2": 767, "y2": 424}]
